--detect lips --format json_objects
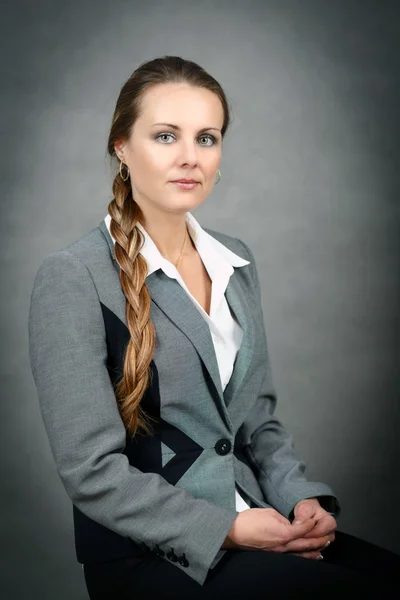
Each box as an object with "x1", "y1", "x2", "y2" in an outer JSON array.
[
  {"x1": 171, "y1": 180, "x2": 199, "y2": 190},
  {"x1": 171, "y1": 179, "x2": 199, "y2": 183}
]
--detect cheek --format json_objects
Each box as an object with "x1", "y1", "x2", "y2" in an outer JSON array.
[
  {"x1": 151, "y1": 154, "x2": 172, "y2": 174},
  {"x1": 205, "y1": 158, "x2": 220, "y2": 181},
  {"x1": 130, "y1": 142, "x2": 170, "y2": 176},
  {"x1": 140, "y1": 153, "x2": 166, "y2": 174},
  {"x1": 206, "y1": 148, "x2": 221, "y2": 169}
]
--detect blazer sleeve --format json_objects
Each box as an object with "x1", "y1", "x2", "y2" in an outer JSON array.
[
  {"x1": 235, "y1": 239, "x2": 341, "y2": 521},
  {"x1": 28, "y1": 250, "x2": 238, "y2": 587}
]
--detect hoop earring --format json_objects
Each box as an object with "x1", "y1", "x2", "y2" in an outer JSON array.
[
  {"x1": 215, "y1": 169, "x2": 221, "y2": 185},
  {"x1": 119, "y1": 160, "x2": 130, "y2": 182}
]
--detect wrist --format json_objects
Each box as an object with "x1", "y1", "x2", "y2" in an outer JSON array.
[{"x1": 222, "y1": 513, "x2": 241, "y2": 549}]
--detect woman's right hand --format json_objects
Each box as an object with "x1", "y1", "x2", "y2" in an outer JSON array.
[{"x1": 222, "y1": 508, "x2": 333, "y2": 560}]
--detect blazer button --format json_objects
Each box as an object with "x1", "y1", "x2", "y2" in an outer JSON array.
[
  {"x1": 215, "y1": 438, "x2": 232, "y2": 455},
  {"x1": 178, "y1": 553, "x2": 189, "y2": 567},
  {"x1": 155, "y1": 544, "x2": 165, "y2": 557},
  {"x1": 167, "y1": 547, "x2": 178, "y2": 562}
]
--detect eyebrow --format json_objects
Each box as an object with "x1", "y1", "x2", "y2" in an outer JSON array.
[{"x1": 151, "y1": 122, "x2": 221, "y2": 133}]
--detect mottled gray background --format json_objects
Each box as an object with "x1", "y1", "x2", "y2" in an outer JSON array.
[{"x1": 1, "y1": 0, "x2": 399, "y2": 597}]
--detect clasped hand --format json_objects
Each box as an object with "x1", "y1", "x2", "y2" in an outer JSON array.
[
  {"x1": 277, "y1": 497, "x2": 336, "y2": 560},
  {"x1": 228, "y1": 497, "x2": 336, "y2": 558}
]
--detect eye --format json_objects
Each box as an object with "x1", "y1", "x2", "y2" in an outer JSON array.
[
  {"x1": 154, "y1": 132, "x2": 217, "y2": 146},
  {"x1": 155, "y1": 133, "x2": 175, "y2": 143},
  {"x1": 199, "y1": 134, "x2": 216, "y2": 146}
]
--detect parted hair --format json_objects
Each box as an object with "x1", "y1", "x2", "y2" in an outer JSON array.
[{"x1": 106, "y1": 55, "x2": 232, "y2": 439}]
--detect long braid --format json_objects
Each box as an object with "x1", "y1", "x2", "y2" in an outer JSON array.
[{"x1": 107, "y1": 174, "x2": 157, "y2": 438}]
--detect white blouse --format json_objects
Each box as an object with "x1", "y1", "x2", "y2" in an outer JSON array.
[{"x1": 104, "y1": 211, "x2": 252, "y2": 513}]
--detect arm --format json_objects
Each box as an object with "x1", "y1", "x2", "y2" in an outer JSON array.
[
  {"x1": 28, "y1": 250, "x2": 238, "y2": 586},
  {"x1": 235, "y1": 239, "x2": 341, "y2": 521}
]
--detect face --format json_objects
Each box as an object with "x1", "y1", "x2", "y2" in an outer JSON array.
[{"x1": 114, "y1": 83, "x2": 224, "y2": 220}]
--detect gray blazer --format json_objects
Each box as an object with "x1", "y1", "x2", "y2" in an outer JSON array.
[{"x1": 28, "y1": 219, "x2": 340, "y2": 586}]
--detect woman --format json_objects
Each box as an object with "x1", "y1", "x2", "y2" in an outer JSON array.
[{"x1": 28, "y1": 56, "x2": 399, "y2": 599}]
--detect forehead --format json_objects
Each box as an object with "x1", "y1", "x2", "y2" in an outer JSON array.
[{"x1": 137, "y1": 83, "x2": 224, "y2": 128}]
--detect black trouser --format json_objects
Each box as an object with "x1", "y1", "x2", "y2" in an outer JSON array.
[{"x1": 83, "y1": 530, "x2": 400, "y2": 599}]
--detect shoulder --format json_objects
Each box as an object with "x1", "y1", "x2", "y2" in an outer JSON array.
[
  {"x1": 31, "y1": 223, "x2": 112, "y2": 289},
  {"x1": 203, "y1": 227, "x2": 255, "y2": 263}
]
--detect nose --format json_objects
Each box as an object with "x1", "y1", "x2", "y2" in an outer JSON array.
[{"x1": 177, "y1": 138, "x2": 198, "y2": 166}]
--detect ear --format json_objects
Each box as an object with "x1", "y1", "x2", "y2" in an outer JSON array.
[{"x1": 114, "y1": 139, "x2": 127, "y2": 161}]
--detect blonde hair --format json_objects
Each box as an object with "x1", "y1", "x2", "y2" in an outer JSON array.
[{"x1": 106, "y1": 56, "x2": 232, "y2": 439}]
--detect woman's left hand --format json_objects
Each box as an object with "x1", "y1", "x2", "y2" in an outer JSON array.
[{"x1": 288, "y1": 498, "x2": 337, "y2": 559}]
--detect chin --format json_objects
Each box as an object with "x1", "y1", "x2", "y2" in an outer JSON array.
[
  {"x1": 164, "y1": 195, "x2": 203, "y2": 210},
  {"x1": 169, "y1": 202, "x2": 199, "y2": 214}
]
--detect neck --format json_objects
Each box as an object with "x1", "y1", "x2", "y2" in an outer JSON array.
[{"x1": 137, "y1": 207, "x2": 192, "y2": 263}]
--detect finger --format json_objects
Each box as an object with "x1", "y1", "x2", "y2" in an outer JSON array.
[
  {"x1": 301, "y1": 518, "x2": 337, "y2": 539},
  {"x1": 280, "y1": 534, "x2": 333, "y2": 554},
  {"x1": 302, "y1": 524, "x2": 336, "y2": 538},
  {"x1": 287, "y1": 517, "x2": 317, "y2": 541},
  {"x1": 290, "y1": 550, "x2": 323, "y2": 560},
  {"x1": 302, "y1": 527, "x2": 334, "y2": 539}
]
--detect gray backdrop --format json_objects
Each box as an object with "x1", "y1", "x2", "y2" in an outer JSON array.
[{"x1": 1, "y1": 0, "x2": 399, "y2": 598}]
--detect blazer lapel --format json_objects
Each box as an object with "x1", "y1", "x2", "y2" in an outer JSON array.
[
  {"x1": 145, "y1": 270, "x2": 224, "y2": 406},
  {"x1": 223, "y1": 271, "x2": 256, "y2": 414},
  {"x1": 98, "y1": 219, "x2": 255, "y2": 432}
]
